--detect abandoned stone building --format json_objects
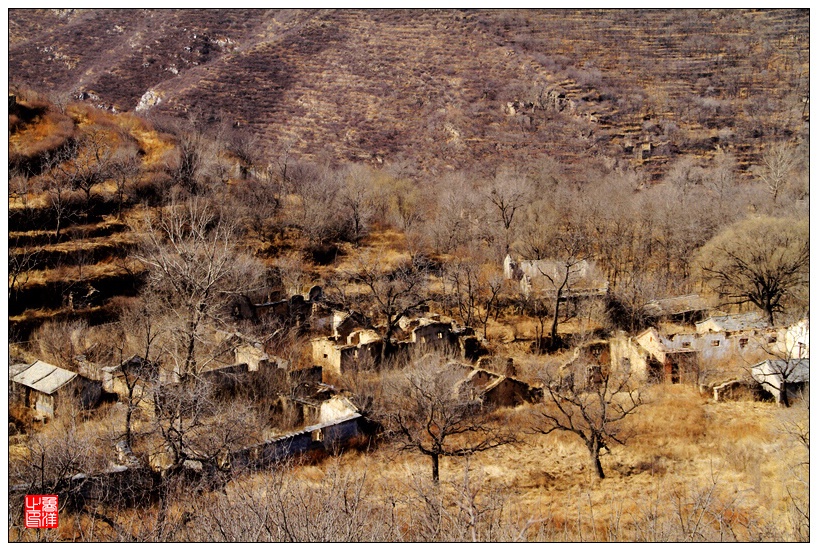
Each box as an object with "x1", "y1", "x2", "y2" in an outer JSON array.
[
  {"x1": 237, "y1": 284, "x2": 328, "y2": 330},
  {"x1": 610, "y1": 312, "x2": 805, "y2": 387},
  {"x1": 399, "y1": 315, "x2": 459, "y2": 350},
  {"x1": 234, "y1": 340, "x2": 279, "y2": 372},
  {"x1": 503, "y1": 254, "x2": 608, "y2": 299},
  {"x1": 782, "y1": 319, "x2": 809, "y2": 359},
  {"x1": 449, "y1": 362, "x2": 543, "y2": 409},
  {"x1": 10, "y1": 360, "x2": 103, "y2": 420},
  {"x1": 227, "y1": 395, "x2": 368, "y2": 471},
  {"x1": 643, "y1": 294, "x2": 712, "y2": 325},
  {"x1": 751, "y1": 358, "x2": 810, "y2": 405},
  {"x1": 630, "y1": 328, "x2": 701, "y2": 384},
  {"x1": 311, "y1": 314, "x2": 484, "y2": 384},
  {"x1": 101, "y1": 355, "x2": 157, "y2": 399},
  {"x1": 694, "y1": 311, "x2": 770, "y2": 334},
  {"x1": 311, "y1": 329, "x2": 384, "y2": 384}
]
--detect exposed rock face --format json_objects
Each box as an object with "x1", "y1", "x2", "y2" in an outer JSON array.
[{"x1": 135, "y1": 89, "x2": 162, "y2": 112}]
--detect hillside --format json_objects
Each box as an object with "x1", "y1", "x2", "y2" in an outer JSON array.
[{"x1": 9, "y1": 8, "x2": 809, "y2": 176}]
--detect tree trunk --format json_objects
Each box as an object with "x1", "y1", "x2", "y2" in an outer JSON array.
[
  {"x1": 765, "y1": 306, "x2": 775, "y2": 327},
  {"x1": 431, "y1": 453, "x2": 440, "y2": 483},
  {"x1": 779, "y1": 380, "x2": 790, "y2": 407},
  {"x1": 550, "y1": 269, "x2": 570, "y2": 352},
  {"x1": 125, "y1": 404, "x2": 133, "y2": 448},
  {"x1": 587, "y1": 437, "x2": 605, "y2": 479},
  {"x1": 550, "y1": 292, "x2": 561, "y2": 351}
]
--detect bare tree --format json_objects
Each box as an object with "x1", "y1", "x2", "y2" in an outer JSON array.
[
  {"x1": 377, "y1": 355, "x2": 515, "y2": 483},
  {"x1": 343, "y1": 251, "x2": 429, "y2": 362},
  {"x1": 113, "y1": 295, "x2": 164, "y2": 448},
  {"x1": 8, "y1": 236, "x2": 39, "y2": 303},
  {"x1": 385, "y1": 177, "x2": 424, "y2": 232},
  {"x1": 9, "y1": 410, "x2": 109, "y2": 505},
  {"x1": 444, "y1": 250, "x2": 504, "y2": 337},
  {"x1": 133, "y1": 198, "x2": 265, "y2": 472},
  {"x1": 52, "y1": 128, "x2": 114, "y2": 219},
  {"x1": 534, "y1": 360, "x2": 643, "y2": 479},
  {"x1": 756, "y1": 141, "x2": 798, "y2": 204},
  {"x1": 533, "y1": 223, "x2": 594, "y2": 351},
  {"x1": 40, "y1": 148, "x2": 80, "y2": 240},
  {"x1": 340, "y1": 165, "x2": 376, "y2": 247},
  {"x1": 779, "y1": 396, "x2": 809, "y2": 540},
  {"x1": 484, "y1": 171, "x2": 531, "y2": 253},
  {"x1": 697, "y1": 216, "x2": 809, "y2": 326},
  {"x1": 109, "y1": 144, "x2": 141, "y2": 219},
  {"x1": 234, "y1": 171, "x2": 284, "y2": 247},
  {"x1": 444, "y1": 256, "x2": 482, "y2": 328},
  {"x1": 135, "y1": 197, "x2": 263, "y2": 378}
]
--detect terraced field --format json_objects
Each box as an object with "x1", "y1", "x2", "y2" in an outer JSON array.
[{"x1": 9, "y1": 9, "x2": 808, "y2": 176}]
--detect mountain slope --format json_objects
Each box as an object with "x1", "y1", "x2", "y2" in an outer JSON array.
[{"x1": 9, "y1": 9, "x2": 809, "y2": 175}]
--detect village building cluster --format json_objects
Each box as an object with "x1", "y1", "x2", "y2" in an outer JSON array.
[{"x1": 9, "y1": 271, "x2": 809, "y2": 487}]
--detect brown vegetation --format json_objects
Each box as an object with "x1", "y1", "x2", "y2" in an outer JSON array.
[{"x1": 8, "y1": 8, "x2": 809, "y2": 543}]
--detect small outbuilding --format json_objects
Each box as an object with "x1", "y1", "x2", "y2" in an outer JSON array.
[
  {"x1": 11, "y1": 360, "x2": 103, "y2": 420},
  {"x1": 751, "y1": 358, "x2": 809, "y2": 405}
]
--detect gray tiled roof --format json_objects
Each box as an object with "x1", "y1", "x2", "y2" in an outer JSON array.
[{"x1": 12, "y1": 360, "x2": 77, "y2": 395}]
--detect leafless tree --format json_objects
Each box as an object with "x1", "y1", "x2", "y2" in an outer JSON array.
[
  {"x1": 134, "y1": 197, "x2": 263, "y2": 377},
  {"x1": 39, "y1": 148, "x2": 80, "y2": 240},
  {"x1": 343, "y1": 251, "x2": 429, "y2": 362},
  {"x1": 51, "y1": 128, "x2": 114, "y2": 218},
  {"x1": 113, "y1": 295, "x2": 164, "y2": 448},
  {"x1": 534, "y1": 223, "x2": 593, "y2": 352},
  {"x1": 377, "y1": 355, "x2": 516, "y2": 483},
  {"x1": 109, "y1": 144, "x2": 141, "y2": 219},
  {"x1": 428, "y1": 175, "x2": 481, "y2": 254},
  {"x1": 534, "y1": 359, "x2": 643, "y2": 479},
  {"x1": 484, "y1": 170, "x2": 531, "y2": 253},
  {"x1": 132, "y1": 198, "x2": 265, "y2": 473},
  {"x1": 339, "y1": 164, "x2": 377, "y2": 246},
  {"x1": 287, "y1": 161, "x2": 350, "y2": 253},
  {"x1": 756, "y1": 141, "x2": 798, "y2": 204},
  {"x1": 234, "y1": 171, "x2": 284, "y2": 246},
  {"x1": 385, "y1": 177, "x2": 425, "y2": 232},
  {"x1": 444, "y1": 256, "x2": 482, "y2": 328},
  {"x1": 8, "y1": 236, "x2": 39, "y2": 303},
  {"x1": 697, "y1": 215, "x2": 809, "y2": 326},
  {"x1": 778, "y1": 396, "x2": 809, "y2": 540},
  {"x1": 9, "y1": 409, "x2": 110, "y2": 533}
]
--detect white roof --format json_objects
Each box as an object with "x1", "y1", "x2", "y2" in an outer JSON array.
[
  {"x1": 12, "y1": 360, "x2": 78, "y2": 395},
  {"x1": 752, "y1": 359, "x2": 809, "y2": 384}
]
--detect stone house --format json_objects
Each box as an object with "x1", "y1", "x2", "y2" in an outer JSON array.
[
  {"x1": 643, "y1": 294, "x2": 711, "y2": 324},
  {"x1": 612, "y1": 312, "x2": 785, "y2": 385},
  {"x1": 781, "y1": 319, "x2": 809, "y2": 359},
  {"x1": 452, "y1": 363, "x2": 542, "y2": 409},
  {"x1": 635, "y1": 328, "x2": 701, "y2": 384},
  {"x1": 311, "y1": 330, "x2": 384, "y2": 384},
  {"x1": 101, "y1": 355, "x2": 157, "y2": 399},
  {"x1": 695, "y1": 312, "x2": 769, "y2": 334},
  {"x1": 227, "y1": 398, "x2": 368, "y2": 471},
  {"x1": 400, "y1": 316, "x2": 458, "y2": 349},
  {"x1": 11, "y1": 360, "x2": 103, "y2": 420},
  {"x1": 611, "y1": 330, "x2": 698, "y2": 384},
  {"x1": 234, "y1": 341, "x2": 276, "y2": 372},
  {"x1": 751, "y1": 358, "x2": 809, "y2": 404},
  {"x1": 503, "y1": 254, "x2": 608, "y2": 299},
  {"x1": 693, "y1": 312, "x2": 779, "y2": 364}
]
